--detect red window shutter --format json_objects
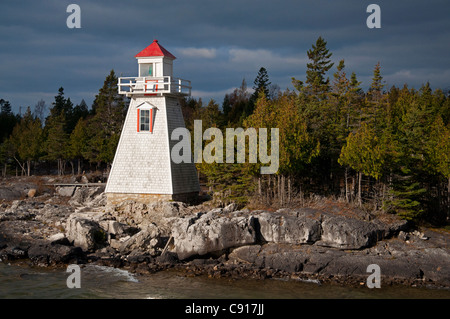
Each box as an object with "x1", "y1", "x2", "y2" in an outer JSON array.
[
  {"x1": 137, "y1": 108, "x2": 140, "y2": 132},
  {"x1": 150, "y1": 108, "x2": 153, "y2": 133}
]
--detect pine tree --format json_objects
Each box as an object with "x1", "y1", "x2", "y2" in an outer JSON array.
[
  {"x1": 0, "y1": 99, "x2": 12, "y2": 114},
  {"x1": 246, "y1": 67, "x2": 272, "y2": 117},
  {"x1": 67, "y1": 99, "x2": 89, "y2": 134},
  {"x1": 424, "y1": 116, "x2": 450, "y2": 223},
  {"x1": 51, "y1": 87, "x2": 73, "y2": 124},
  {"x1": 84, "y1": 70, "x2": 126, "y2": 167},
  {"x1": 364, "y1": 62, "x2": 386, "y2": 129},
  {"x1": 305, "y1": 36, "x2": 334, "y2": 98},
  {"x1": 0, "y1": 100, "x2": 19, "y2": 142},
  {"x1": 222, "y1": 95, "x2": 231, "y2": 122},
  {"x1": 384, "y1": 167, "x2": 426, "y2": 222},
  {"x1": 253, "y1": 67, "x2": 271, "y2": 97}
]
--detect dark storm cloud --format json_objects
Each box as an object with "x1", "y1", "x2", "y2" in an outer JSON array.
[{"x1": 0, "y1": 0, "x2": 449, "y2": 112}]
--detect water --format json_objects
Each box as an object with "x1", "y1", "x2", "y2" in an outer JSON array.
[{"x1": 0, "y1": 262, "x2": 449, "y2": 299}]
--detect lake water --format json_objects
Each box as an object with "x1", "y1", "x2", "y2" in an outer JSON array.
[{"x1": 0, "y1": 262, "x2": 449, "y2": 299}]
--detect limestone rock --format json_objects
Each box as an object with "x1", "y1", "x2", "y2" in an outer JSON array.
[
  {"x1": 47, "y1": 233, "x2": 70, "y2": 245},
  {"x1": 99, "y1": 220, "x2": 127, "y2": 236},
  {"x1": 65, "y1": 213, "x2": 106, "y2": 251},
  {"x1": 0, "y1": 187, "x2": 23, "y2": 201},
  {"x1": 228, "y1": 245, "x2": 262, "y2": 264},
  {"x1": 56, "y1": 186, "x2": 76, "y2": 197},
  {"x1": 256, "y1": 212, "x2": 321, "y2": 244},
  {"x1": 69, "y1": 186, "x2": 105, "y2": 206},
  {"x1": 172, "y1": 211, "x2": 256, "y2": 260},
  {"x1": 28, "y1": 242, "x2": 83, "y2": 265},
  {"x1": 119, "y1": 223, "x2": 163, "y2": 255},
  {"x1": 318, "y1": 215, "x2": 380, "y2": 249}
]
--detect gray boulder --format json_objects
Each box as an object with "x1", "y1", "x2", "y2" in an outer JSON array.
[
  {"x1": 228, "y1": 245, "x2": 262, "y2": 264},
  {"x1": 318, "y1": 215, "x2": 380, "y2": 249},
  {"x1": 56, "y1": 186, "x2": 76, "y2": 197},
  {"x1": 69, "y1": 186, "x2": 105, "y2": 206},
  {"x1": 0, "y1": 187, "x2": 23, "y2": 201},
  {"x1": 99, "y1": 220, "x2": 128, "y2": 236},
  {"x1": 119, "y1": 223, "x2": 163, "y2": 255},
  {"x1": 256, "y1": 212, "x2": 321, "y2": 244},
  {"x1": 28, "y1": 242, "x2": 83, "y2": 265},
  {"x1": 172, "y1": 211, "x2": 256, "y2": 260},
  {"x1": 65, "y1": 213, "x2": 106, "y2": 251}
]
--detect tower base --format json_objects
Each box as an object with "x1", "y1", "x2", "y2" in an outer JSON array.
[{"x1": 106, "y1": 192, "x2": 199, "y2": 206}]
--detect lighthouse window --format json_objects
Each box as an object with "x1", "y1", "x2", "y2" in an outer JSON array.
[
  {"x1": 148, "y1": 64, "x2": 153, "y2": 76},
  {"x1": 140, "y1": 109, "x2": 150, "y2": 131}
]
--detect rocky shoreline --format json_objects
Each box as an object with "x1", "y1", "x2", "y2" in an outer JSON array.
[{"x1": 1, "y1": 176, "x2": 449, "y2": 290}]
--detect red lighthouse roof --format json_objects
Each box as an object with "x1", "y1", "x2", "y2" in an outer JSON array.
[{"x1": 135, "y1": 40, "x2": 176, "y2": 59}]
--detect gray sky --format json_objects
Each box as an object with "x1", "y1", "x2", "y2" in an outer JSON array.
[{"x1": 1, "y1": 0, "x2": 449, "y2": 114}]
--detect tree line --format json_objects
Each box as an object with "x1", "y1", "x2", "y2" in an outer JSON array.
[
  {"x1": 0, "y1": 37, "x2": 448, "y2": 225},
  {"x1": 181, "y1": 37, "x2": 449, "y2": 226},
  {"x1": 0, "y1": 70, "x2": 126, "y2": 177}
]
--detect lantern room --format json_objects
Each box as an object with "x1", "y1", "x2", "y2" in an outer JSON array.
[
  {"x1": 135, "y1": 39, "x2": 176, "y2": 78},
  {"x1": 118, "y1": 40, "x2": 191, "y2": 97}
]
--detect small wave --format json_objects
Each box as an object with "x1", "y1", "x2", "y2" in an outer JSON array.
[
  {"x1": 297, "y1": 278, "x2": 321, "y2": 285},
  {"x1": 88, "y1": 265, "x2": 139, "y2": 283}
]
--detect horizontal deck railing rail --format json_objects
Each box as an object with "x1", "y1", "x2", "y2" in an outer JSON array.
[{"x1": 118, "y1": 76, "x2": 191, "y2": 96}]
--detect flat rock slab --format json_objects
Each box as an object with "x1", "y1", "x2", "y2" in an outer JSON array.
[
  {"x1": 172, "y1": 211, "x2": 256, "y2": 260},
  {"x1": 256, "y1": 212, "x2": 321, "y2": 244},
  {"x1": 318, "y1": 215, "x2": 380, "y2": 249}
]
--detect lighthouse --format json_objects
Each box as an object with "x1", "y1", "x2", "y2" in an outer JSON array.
[{"x1": 105, "y1": 40, "x2": 200, "y2": 204}]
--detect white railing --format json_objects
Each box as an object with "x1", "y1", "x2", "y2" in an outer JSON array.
[{"x1": 118, "y1": 76, "x2": 191, "y2": 96}]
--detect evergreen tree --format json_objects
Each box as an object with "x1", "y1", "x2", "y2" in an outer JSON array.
[
  {"x1": 68, "y1": 99, "x2": 89, "y2": 134},
  {"x1": 0, "y1": 99, "x2": 12, "y2": 114},
  {"x1": 226, "y1": 79, "x2": 250, "y2": 127},
  {"x1": 246, "y1": 67, "x2": 272, "y2": 117},
  {"x1": 384, "y1": 167, "x2": 427, "y2": 222},
  {"x1": 9, "y1": 107, "x2": 43, "y2": 176},
  {"x1": 44, "y1": 111, "x2": 69, "y2": 175},
  {"x1": 338, "y1": 123, "x2": 386, "y2": 205},
  {"x1": 69, "y1": 118, "x2": 89, "y2": 175},
  {"x1": 84, "y1": 70, "x2": 126, "y2": 167},
  {"x1": 51, "y1": 87, "x2": 73, "y2": 121},
  {"x1": 304, "y1": 36, "x2": 334, "y2": 98},
  {"x1": 201, "y1": 99, "x2": 223, "y2": 128},
  {"x1": 0, "y1": 100, "x2": 19, "y2": 142},
  {"x1": 0, "y1": 139, "x2": 15, "y2": 177},
  {"x1": 222, "y1": 95, "x2": 231, "y2": 121},
  {"x1": 364, "y1": 62, "x2": 386, "y2": 129},
  {"x1": 424, "y1": 116, "x2": 450, "y2": 223},
  {"x1": 180, "y1": 97, "x2": 202, "y2": 132},
  {"x1": 253, "y1": 67, "x2": 271, "y2": 97}
]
